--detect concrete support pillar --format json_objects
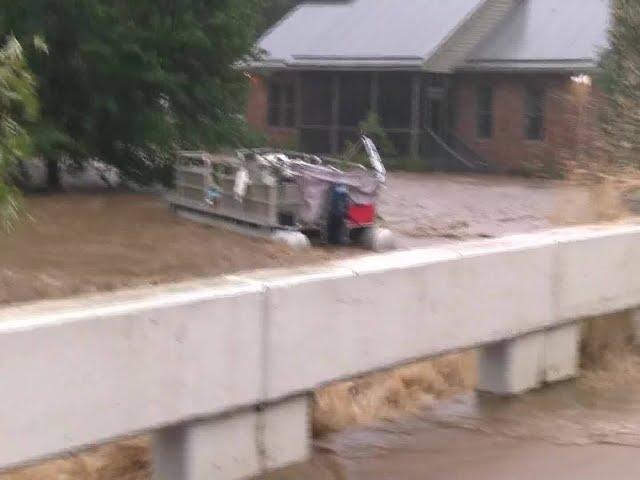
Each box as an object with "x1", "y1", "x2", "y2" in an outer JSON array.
[
  {"x1": 477, "y1": 323, "x2": 580, "y2": 396},
  {"x1": 153, "y1": 396, "x2": 310, "y2": 480},
  {"x1": 410, "y1": 73, "x2": 422, "y2": 158},
  {"x1": 330, "y1": 74, "x2": 341, "y2": 155},
  {"x1": 544, "y1": 323, "x2": 581, "y2": 383}
]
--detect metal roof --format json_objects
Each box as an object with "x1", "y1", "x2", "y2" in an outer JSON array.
[
  {"x1": 252, "y1": 0, "x2": 485, "y2": 70},
  {"x1": 250, "y1": 0, "x2": 611, "y2": 73},
  {"x1": 465, "y1": 0, "x2": 611, "y2": 72}
]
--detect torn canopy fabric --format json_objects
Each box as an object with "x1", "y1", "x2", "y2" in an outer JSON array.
[{"x1": 290, "y1": 163, "x2": 380, "y2": 225}]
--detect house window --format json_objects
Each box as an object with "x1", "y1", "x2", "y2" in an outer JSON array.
[
  {"x1": 267, "y1": 81, "x2": 296, "y2": 128},
  {"x1": 476, "y1": 86, "x2": 493, "y2": 139},
  {"x1": 524, "y1": 87, "x2": 545, "y2": 140}
]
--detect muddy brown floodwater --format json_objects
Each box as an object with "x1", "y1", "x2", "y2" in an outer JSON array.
[
  {"x1": 381, "y1": 172, "x2": 632, "y2": 247},
  {"x1": 1, "y1": 172, "x2": 633, "y2": 306},
  {"x1": 0, "y1": 192, "x2": 347, "y2": 306}
]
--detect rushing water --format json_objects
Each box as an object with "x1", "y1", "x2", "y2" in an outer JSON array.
[{"x1": 264, "y1": 359, "x2": 640, "y2": 480}]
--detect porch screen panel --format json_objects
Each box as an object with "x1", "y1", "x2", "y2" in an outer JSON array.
[
  {"x1": 301, "y1": 72, "x2": 333, "y2": 127},
  {"x1": 387, "y1": 132, "x2": 411, "y2": 156},
  {"x1": 378, "y1": 72, "x2": 412, "y2": 129},
  {"x1": 339, "y1": 73, "x2": 371, "y2": 127}
]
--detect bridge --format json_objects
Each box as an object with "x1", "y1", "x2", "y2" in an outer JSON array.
[{"x1": 2, "y1": 223, "x2": 640, "y2": 479}]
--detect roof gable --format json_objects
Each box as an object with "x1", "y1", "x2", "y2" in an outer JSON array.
[{"x1": 465, "y1": 0, "x2": 611, "y2": 72}]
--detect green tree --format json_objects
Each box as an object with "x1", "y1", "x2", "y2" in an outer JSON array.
[
  {"x1": 599, "y1": 0, "x2": 640, "y2": 166},
  {"x1": 0, "y1": 37, "x2": 38, "y2": 230},
  {"x1": 1, "y1": 0, "x2": 262, "y2": 188}
]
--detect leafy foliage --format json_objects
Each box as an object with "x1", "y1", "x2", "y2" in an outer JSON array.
[
  {"x1": 599, "y1": 0, "x2": 640, "y2": 166},
  {"x1": 342, "y1": 112, "x2": 396, "y2": 168},
  {"x1": 359, "y1": 112, "x2": 396, "y2": 156},
  {"x1": 1, "y1": 0, "x2": 263, "y2": 186},
  {"x1": 0, "y1": 36, "x2": 38, "y2": 230}
]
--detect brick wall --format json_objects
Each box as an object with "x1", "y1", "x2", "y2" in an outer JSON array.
[
  {"x1": 452, "y1": 73, "x2": 595, "y2": 175},
  {"x1": 246, "y1": 73, "x2": 297, "y2": 148}
]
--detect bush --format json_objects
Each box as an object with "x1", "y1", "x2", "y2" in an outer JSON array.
[
  {"x1": 0, "y1": 37, "x2": 39, "y2": 231},
  {"x1": 342, "y1": 111, "x2": 398, "y2": 167},
  {"x1": 359, "y1": 112, "x2": 396, "y2": 156}
]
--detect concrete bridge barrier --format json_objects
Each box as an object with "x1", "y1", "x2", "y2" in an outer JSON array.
[{"x1": 1, "y1": 223, "x2": 640, "y2": 479}]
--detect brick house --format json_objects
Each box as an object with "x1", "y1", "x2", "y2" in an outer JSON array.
[{"x1": 245, "y1": 0, "x2": 610, "y2": 173}]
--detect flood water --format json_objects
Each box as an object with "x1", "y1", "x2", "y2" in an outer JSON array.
[{"x1": 265, "y1": 363, "x2": 640, "y2": 480}]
